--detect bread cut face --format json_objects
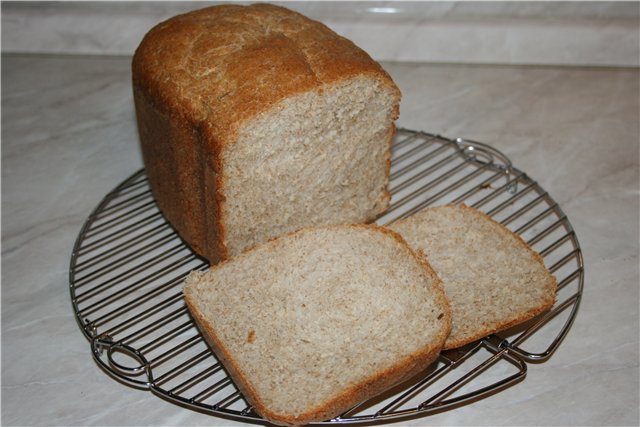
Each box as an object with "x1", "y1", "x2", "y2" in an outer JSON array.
[
  {"x1": 223, "y1": 76, "x2": 396, "y2": 255},
  {"x1": 183, "y1": 225, "x2": 451, "y2": 426},
  {"x1": 132, "y1": 4, "x2": 400, "y2": 262},
  {"x1": 389, "y1": 204, "x2": 557, "y2": 350}
]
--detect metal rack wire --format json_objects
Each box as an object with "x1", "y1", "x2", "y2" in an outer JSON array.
[{"x1": 69, "y1": 128, "x2": 583, "y2": 424}]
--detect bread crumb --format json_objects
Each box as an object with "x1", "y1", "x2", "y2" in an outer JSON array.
[{"x1": 247, "y1": 329, "x2": 256, "y2": 344}]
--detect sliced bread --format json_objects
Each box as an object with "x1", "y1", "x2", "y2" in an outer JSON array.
[
  {"x1": 389, "y1": 204, "x2": 557, "y2": 350},
  {"x1": 183, "y1": 224, "x2": 451, "y2": 426}
]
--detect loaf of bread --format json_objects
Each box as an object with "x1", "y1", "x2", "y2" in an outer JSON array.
[
  {"x1": 132, "y1": 4, "x2": 401, "y2": 263},
  {"x1": 389, "y1": 204, "x2": 557, "y2": 350},
  {"x1": 183, "y1": 225, "x2": 451, "y2": 426}
]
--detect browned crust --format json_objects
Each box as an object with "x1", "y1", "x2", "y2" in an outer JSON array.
[
  {"x1": 132, "y1": 3, "x2": 400, "y2": 263},
  {"x1": 132, "y1": 86, "x2": 228, "y2": 263},
  {"x1": 132, "y1": 2, "x2": 401, "y2": 156},
  {"x1": 183, "y1": 224, "x2": 451, "y2": 426}
]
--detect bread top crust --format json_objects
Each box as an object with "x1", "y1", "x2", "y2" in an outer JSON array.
[{"x1": 132, "y1": 3, "x2": 400, "y2": 147}]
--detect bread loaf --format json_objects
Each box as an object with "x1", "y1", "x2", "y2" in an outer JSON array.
[
  {"x1": 132, "y1": 4, "x2": 401, "y2": 263},
  {"x1": 389, "y1": 204, "x2": 557, "y2": 350},
  {"x1": 183, "y1": 224, "x2": 451, "y2": 426}
]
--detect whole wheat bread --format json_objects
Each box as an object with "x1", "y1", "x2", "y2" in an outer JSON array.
[
  {"x1": 389, "y1": 204, "x2": 557, "y2": 350},
  {"x1": 132, "y1": 4, "x2": 400, "y2": 263},
  {"x1": 183, "y1": 225, "x2": 451, "y2": 426}
]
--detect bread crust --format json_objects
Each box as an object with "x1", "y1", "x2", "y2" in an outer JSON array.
[
  {"x1": 183, "y1": 224, "x2": 451, "y2": 426},
  {"x1": 133, "y1": 86, "x2": 228, "y2": 262},
  {"x1": 132, "y1": 4, "x2": 400, "y2": 263}
]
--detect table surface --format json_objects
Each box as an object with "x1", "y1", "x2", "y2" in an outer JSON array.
[{"x1": 2, "y1": 53, "x2": 638, "y2": 426}]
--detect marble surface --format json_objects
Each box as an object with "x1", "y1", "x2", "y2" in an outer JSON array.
[
  {"x1": 2, "y1": 53, "x2": 639, "y2": 426},
  {"x1": 2, "y1": 1, "x2": 639, "y2": 67}
]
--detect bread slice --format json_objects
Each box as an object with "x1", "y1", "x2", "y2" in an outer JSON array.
[
  {"x1": 389, "y1": 204, "x2": 557, "y2": 350},
  {"x1": 183, "y1": 225, "x2": 451, "y2": 426},
  {"x1": 132, "y1": 4, "x2": 400, "y2": 263}
]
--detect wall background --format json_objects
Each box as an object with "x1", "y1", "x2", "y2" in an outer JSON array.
[{"x1": 2, "y1": 1, "x2": 639, "y2": 67}]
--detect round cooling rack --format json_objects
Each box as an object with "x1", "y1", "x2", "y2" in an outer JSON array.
[{"x1": 69, "y1": 128, "x2": 583, "y2": 424}]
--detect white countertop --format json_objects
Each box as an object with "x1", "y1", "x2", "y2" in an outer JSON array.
[{"x1": 2, "y1": 54, "x2": 638, "y2": 426}]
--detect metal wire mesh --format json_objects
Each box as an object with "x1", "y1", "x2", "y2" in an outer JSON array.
[{"x1": 69, "y1": 128, "x2": 583, "y2": 423}]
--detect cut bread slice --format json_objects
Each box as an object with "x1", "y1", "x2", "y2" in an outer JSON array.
[
  {"x1": 183, "y1": 224, "x2": 451, "y2": 426},
  {"x1": 389, "y1": 204, "x2": 557, "y2": 350}
]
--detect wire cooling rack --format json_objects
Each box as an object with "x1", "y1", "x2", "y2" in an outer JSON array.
[{"x1": 69, "y1": 128, "x2": 583, "y2": 424}]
